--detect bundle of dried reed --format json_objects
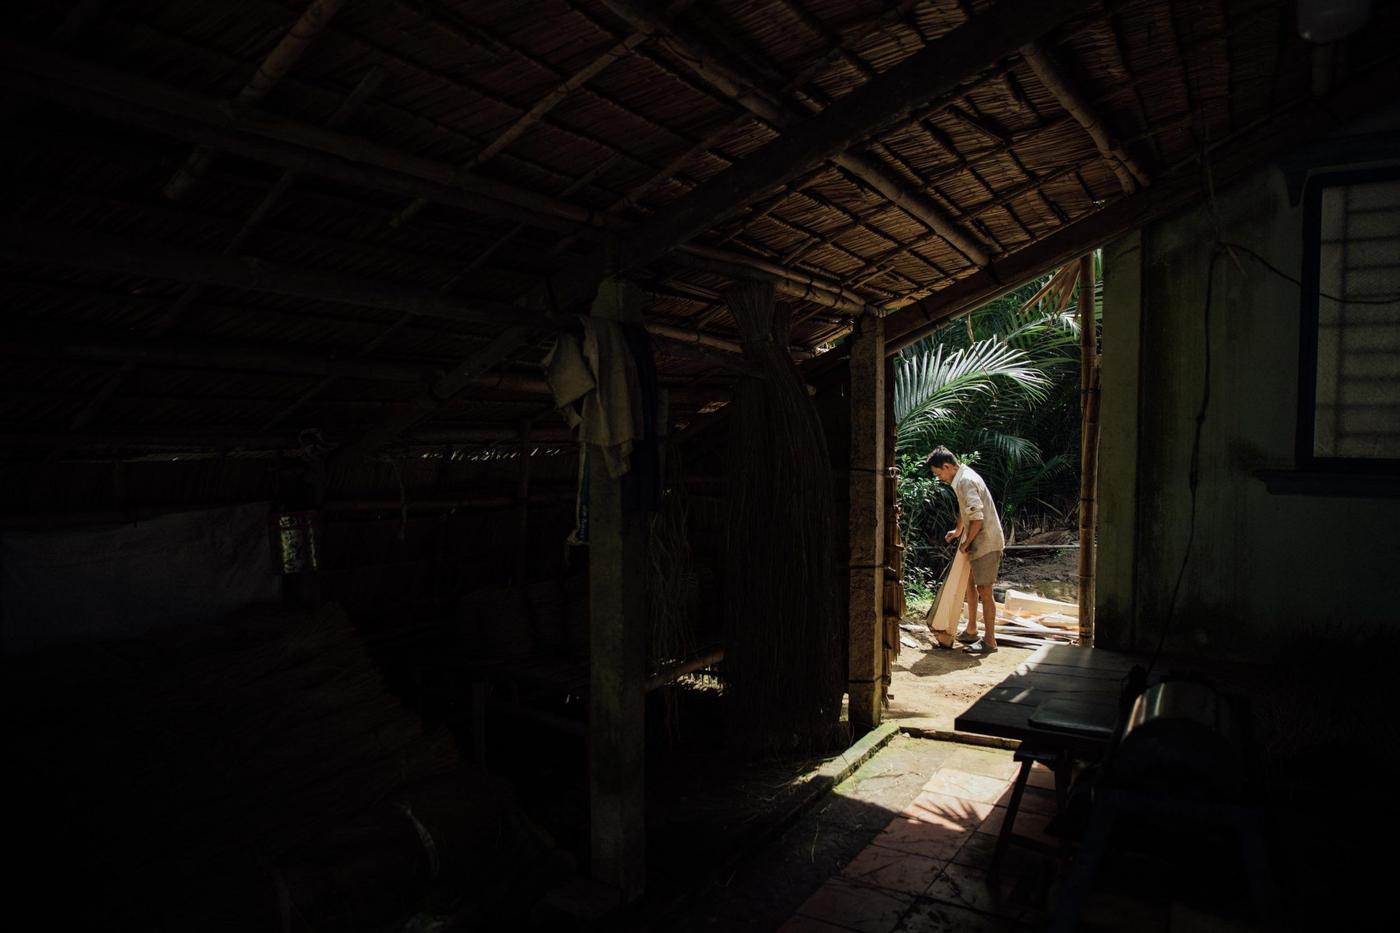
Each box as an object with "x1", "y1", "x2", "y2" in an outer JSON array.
[{"x1": 722, "y1": 280, "x2": 845, "y2": 752}]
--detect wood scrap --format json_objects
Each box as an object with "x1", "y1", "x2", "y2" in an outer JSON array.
[
  {"x1": 1000, "y1": 615, "x2": 1076, "y2": 637},
  {"x1": 992, "y1": 631, "x2": 1078, "y2": 648},
  {"x1": 1005, "y1": 588, "x2": 1079, "y2": 617}
]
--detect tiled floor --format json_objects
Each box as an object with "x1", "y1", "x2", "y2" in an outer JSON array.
[{"x1": 779, "y1": 746, "x2": 1058, "y2": 933}]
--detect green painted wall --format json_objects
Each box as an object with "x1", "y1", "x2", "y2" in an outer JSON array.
[{"x1": 1097, "y1": 166, "x2": 1399, "y2": 660}]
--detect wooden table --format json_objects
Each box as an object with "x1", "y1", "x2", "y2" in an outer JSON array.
[
  {"x1": 955, "y1": 645, "x2": 1140, "y2": 878},
  {"x1": 953, "y1": 644, "x2": 1138, "y2": 754}
]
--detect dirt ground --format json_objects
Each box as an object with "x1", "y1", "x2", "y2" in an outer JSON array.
[
  {"x1": 886, "y1": 639, "x2": 1030, "y2": 734},
  {"x1": 891, "y1": 545, "x2": 1081, "y2": 734}
]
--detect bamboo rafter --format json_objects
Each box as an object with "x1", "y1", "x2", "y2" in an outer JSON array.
[{"x1": 1020, "y1": 41, "x2": 1152, "y2": 193}]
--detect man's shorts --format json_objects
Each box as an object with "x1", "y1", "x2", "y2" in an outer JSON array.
[{"x1": 970, "y1": 551, "x2": 1002, "y2": 587}]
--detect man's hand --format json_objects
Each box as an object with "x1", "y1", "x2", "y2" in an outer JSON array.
[
  {"x1": 960, "y1": 538, "x2": 974, "y2": 552},
  {"x1": 944, "y1": 530, "x2": 959, "y2": 543}
]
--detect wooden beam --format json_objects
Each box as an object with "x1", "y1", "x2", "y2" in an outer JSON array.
[
  {"x1": 165, "y1": 0, "x2": 348, "y2": 199},
  {"x1": 834, "y1": 150, "x2": 993, "y2": 267},
  {"x1": 265, "y1": 148, "x2": 620, "y2": 432},
  {"x1": 599, "y1": 0, "x2": 993, "y2": 266},
  {"x1": 0, "y1": 336, "x2": 431, "y2": 383},
  {"x1": 0, "y1": 39, "x2": 621, "y2": 235},
  {"x1": 649, "y1": 333, "x2": 762, "y2": 375},
  {"x1": 2, "y1": 39, "x2": 877, "y2": 318},
  {"x1": 0, "y1": 221, "x2": 552, "y2": 330},
  {"x1": 611, "y1": 0, "x2": 1099, "y2": 273},
  {"x1": 337, "y1": 329, "x2": 533, "y2": 469},
  {"x1": 1019, "y1": 41, "x2": 1150, "y2": 193},
  {"x1": 389, "y1": 3, "x2": 693, "y2": 228},
  {"x1": 0, "y1": 220, "x2": 747, "y2": 459},
  {"x1": 1, "y1": 224, "x2": 812, "y2": 372},
  {"x1": 68, "y1": 67, "x2": 387, "y2": 441},
  {"x1": 882, "y1": 58, "x2": 1400, "y2": 355},
  {"x1": 671, "y1": 248, "x2": 874, "y2": 316},
  {"x1": 0, "y1": 426, "x2": 577, "y2": 453}
]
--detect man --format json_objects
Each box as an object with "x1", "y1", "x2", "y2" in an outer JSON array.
[{"x1": 924, "y1": 447, "x2": 1005, "y2": 652}]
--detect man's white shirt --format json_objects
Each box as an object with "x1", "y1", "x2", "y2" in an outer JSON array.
[{"x1": 950, "y1": 464, "x2": 1005, "y2": 558}]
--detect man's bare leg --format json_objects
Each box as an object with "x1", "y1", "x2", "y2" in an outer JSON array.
[
  {"x1": 962, "y1": 577, "x2": 979, "y2": 639},
  {"x1": 978, "y1": 583, "x2": 998, "y2": 648}
]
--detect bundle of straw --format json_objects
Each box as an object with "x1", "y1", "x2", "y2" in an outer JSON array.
[
  {"x1": 722, "y1": 281, "x2": 845, "y2": 752},
  {"x1": 647, "y1": 446, "x2": 701, "y2": 741}
]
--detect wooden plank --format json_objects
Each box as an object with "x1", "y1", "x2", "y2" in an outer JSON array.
[
  {"x1": 999, "y1": 616, "x2": 1076, "y2": 637},
  {"x1": 991, "y1": 632, "x2": 1067, "y2": 648},
  {"x1": 925, "y1": 549, "x2": 971, "y2": 637},
  {"x1": 1006, "y1": 589, "x2": 1079, "y2": 617}
]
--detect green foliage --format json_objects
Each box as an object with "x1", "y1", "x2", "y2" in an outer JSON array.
[
  {"x1": 895, "y1": 339, "x2": 1049, "y2": 452},
  {"x1": 894, "y1": 258, "x2": 1100, "y2": 583}
]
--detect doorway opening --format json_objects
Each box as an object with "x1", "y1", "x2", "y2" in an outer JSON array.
[{"x1": 886, "y1": 253, "x2": 1102, "y2": 732}]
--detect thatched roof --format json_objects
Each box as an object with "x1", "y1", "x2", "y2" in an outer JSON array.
[{"x1": 2, "y1": 0, "x2": 1395, "y2": 461}]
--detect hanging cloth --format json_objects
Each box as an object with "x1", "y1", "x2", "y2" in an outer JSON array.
[{"x1": 543, "y1": 316, "x2": 643, "y2": 478}]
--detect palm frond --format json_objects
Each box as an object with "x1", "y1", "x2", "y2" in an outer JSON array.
[{"x1": 894, "y1": 338, "x2": 1049, "y2": 429}]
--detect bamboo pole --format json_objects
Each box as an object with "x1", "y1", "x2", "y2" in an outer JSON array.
[
  {"x1": 0, "y1": 222, "x2": 797, "y2": 366},
  {"x1": 1077, "y1": 252, "x2": 1099, "y2": 647},
  {"x1": 72, "y1": 67, "x2": 386, "y2": 441},
  {"x1": 266, "y1": 148, "x2": 620, "y2": 431},
  {"x1": 670, "y1": 249, "x2": 874, "y2": 316},
  {"x1": 599, "y1": 0, "x2": 992, "y2": 267},
  {"x1": 387, "y1": 2, "x2": 696, "y2": 229},
  {"x1": 881, "y1": 57, "x2": 1400, "y2": 355},
  {"x1": 1019, "y1": 42, "x2": 1151, "y2": 194},
  {"x1": 0, "y1": 427, "x2": 578, "y2": 453},
  {"x1": 164, "y1": 0, "x2": 348, "y2": 199},
  {"x1": 0, "y1": 39, "x2": 892, "y2": 309}
]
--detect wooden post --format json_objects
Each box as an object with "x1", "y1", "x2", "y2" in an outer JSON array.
[
  {"x1": 847, "y1": 312, "x2": 885, "y2": 734},
  {"x1": 1077, "y1": 253, "x2": 1100, "y2": 646},
  {"x1": 514, "y1": 420, "x2": 533, "y2": 587},
  {"x1": 882, "y1": 356, "x2": 902, "y2": 695},
  {"x1": 588, "y1": 278, "x2": 647, "y2": 902}
]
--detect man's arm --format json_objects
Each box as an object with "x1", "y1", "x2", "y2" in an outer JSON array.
[
  {"x1": 960, "y1": 482, "x2": 985, "y2": 552},
  {"x1": 960, "y1": 518, "x2": 983, "y2": 552}
]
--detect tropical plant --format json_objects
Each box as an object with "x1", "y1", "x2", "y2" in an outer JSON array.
[{"x1": 894, "y1": 254, "x2": 1100, "y2": 585}]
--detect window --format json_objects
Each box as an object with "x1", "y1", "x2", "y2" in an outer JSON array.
[{"x1": 1298, "y1": 167, "x2": 1400, "y2": 469}]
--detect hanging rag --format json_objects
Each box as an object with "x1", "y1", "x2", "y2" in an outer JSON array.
[
  {"x1": 544, "y1": 317, "x2": 642, "y2": 478},
  {"x1": 545, "y1": 280, "x2": 652, "y2": 541},
  {"x1": 544, "y1": 280, "x2": 646, "y2": 478}
]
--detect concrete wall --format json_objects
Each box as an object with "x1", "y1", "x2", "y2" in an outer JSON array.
[{"x1": 1097, "y1": 165, "x2": 1399, "y2": 660}]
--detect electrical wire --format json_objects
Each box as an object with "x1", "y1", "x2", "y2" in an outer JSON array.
[
  {"x1": 1221, "y1": 240, "x2": 1400, "y2": 306},
  {"x1": 1145, "y1": 238, "x2": 1397, "y2": 676},
  {"x1": 1148, "y1": 245, "x2": 1222, "y2": 678}
]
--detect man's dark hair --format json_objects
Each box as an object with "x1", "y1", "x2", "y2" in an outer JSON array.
[{"x1": 923, "y1": 447, "x2": 958, "y2": 470}]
